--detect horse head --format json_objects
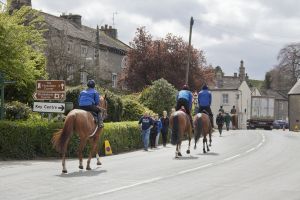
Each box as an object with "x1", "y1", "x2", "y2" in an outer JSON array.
[{"x1": 99, "y1": 95, "x2": 108, "y2": 119}]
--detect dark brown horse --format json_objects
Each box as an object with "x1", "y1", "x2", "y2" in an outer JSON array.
[
  {"x1": 193, "y1": 112, "x2": 213, "y2": 153},
  {"x1": 169, "y1": 110, "x2": 193, "y2": 158},
  {"x1": 52, "y1": 96, "x2": 107, "y2": 173}
]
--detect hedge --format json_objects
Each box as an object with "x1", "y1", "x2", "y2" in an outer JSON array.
[{"x1": 0, "y1": 120, "x2": 143, "y2": 160}]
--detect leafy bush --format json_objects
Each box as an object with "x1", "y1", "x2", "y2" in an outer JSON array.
[
  {"x1": 122, "y1": 98, "x2": 145, "y2": 121},
  {"x1": 4, "y1": 101, "x2": 32, "y2": 120},
  {"x1": 139, "y1": 78, "x2": 177, "y2": 115},
  {"x1": 0, "y1": 120, "x2": 143, "y2": 160}
]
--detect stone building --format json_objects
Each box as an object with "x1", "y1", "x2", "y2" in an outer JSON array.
[
  {"x1": 9, "y1": 0, "x2": 130, "y2": 88},
  {"x1": 209, "y1": 60, "x2": 252, "y2": 129}
]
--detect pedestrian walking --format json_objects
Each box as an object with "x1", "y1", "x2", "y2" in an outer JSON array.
[
  {"x1": 224, "y1": 112, "x2": 231, "y2": 131},
  {"x1": 160, "y1": 111, "x2": 169, "y2": 147},
  {"x1": 216, "y1": 110, "x2": 224, "y2": 136},
  {"x1": 155, "y1": 114, "x2": 162, "y2": 147},
  {"x1": 219, "y1": 106, "x2": 224, "y2": 114},
  {"x1": 138, "y1": 112, "x2": 153, "y2": 151},
  {"x1": 231, "y1": 105, "x2": 237, "y2": 129},
  {"x1": 150, "y1": 114, "x2": 158, "y2": 149}
]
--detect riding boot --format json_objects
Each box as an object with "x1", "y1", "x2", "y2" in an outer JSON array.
[{"x1": 97, "y1": 112, "x2": 104, "y2": 128}]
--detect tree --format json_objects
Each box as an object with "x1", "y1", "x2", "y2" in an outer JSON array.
[
  {"x1": 0, "y1": 5, "x2": 47, "y2": 102},
  {"x1": 120, "y1": 27, "x2": 214, "y2": 91},
  {"x1": 139, "y1": 78, "x2": 177, "y2": 115},
  {"x1": 263, "y1": 43, "x2": 300, "y2": 94}
]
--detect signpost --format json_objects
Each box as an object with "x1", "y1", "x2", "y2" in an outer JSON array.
[
  {"x1": 33, "y1": 102, "x2": 65, "y2": 113},
  {"x1": 33, "y1": 92, "x2": 66, "y2": 101}
]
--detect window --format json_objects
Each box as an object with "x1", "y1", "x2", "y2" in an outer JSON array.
[
  {"x1": 94, "y1": 48, "x2": 98, "y2": 59},
  {"x1": 81, "y1": 45, "x2": 88, "y2": 57},
  {"x1": 67, "y1": 65, "x2": 74, "y2": 80},
  {"x1": 67, "y1": 42, "x2": 72, "y2": 53},
  {"x1": 222, "y1": 94, "x2": 229, "y2": 104},
  {"x1": 112, "y1": 73, "x2": 117, "y2": 88}
]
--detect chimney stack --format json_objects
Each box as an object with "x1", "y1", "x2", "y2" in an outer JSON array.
[
  {"x1": 101, "y1": 24, "x2": 118, "y2": 39},
  {"x1": 60, "y1": 13, "x2": 82, "y2": 27}
]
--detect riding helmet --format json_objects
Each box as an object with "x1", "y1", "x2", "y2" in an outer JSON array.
[
  {"x1": 87, "y1": 79, "x2": 96, "y2": 88},
  {"x1": 182, "y1": 84, "x2": 190, "y2": 90}
]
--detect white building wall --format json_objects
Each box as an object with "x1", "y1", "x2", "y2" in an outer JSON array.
[{"x1": 238, "y1": 81, "x2": 252, "y2": 129}]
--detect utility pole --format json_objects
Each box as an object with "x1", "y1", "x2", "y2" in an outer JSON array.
[{"x1": 185, "y1": 16, "x2": 194, "y2": 85}]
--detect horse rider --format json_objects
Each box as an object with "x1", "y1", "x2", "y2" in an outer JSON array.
[
  {"x1": 176, "y1": 84, "x2": 193, "y2": 130},
  {"x1": 78, "y1": 79, "x2": 104, "y2": 128},
  {"x1": 198, "y1": 84, "x2": 214, "y2": 128}
]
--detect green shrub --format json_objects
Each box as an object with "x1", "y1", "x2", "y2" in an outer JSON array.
[
  {"x1": 4, "y1": 101, "x2": 32, "y2": 120},
  {"x1": 122, "y1": 98, "x2": 145, "y2": 121},
  {"x1": 0, "y1": 120, "x2": 142, "y2": 160},
  {"x1": 139, "y1": 78, "x2": 177, "y2": 115}
]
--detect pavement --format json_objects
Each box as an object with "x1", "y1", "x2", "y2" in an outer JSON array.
[{"x1": 1, "y1": 129, "x2": 300, "y2": 200}]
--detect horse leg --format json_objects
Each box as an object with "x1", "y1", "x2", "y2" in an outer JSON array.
[
  {"x1": 62, "y1": 152, "x2": 67, "y2": 173},
  {"x1": 203, "y1": 137, "x2": 207, "y2": 154},
  {"x1": 206, "y1": 138, "x2": 210, "y2": 152},
  {"x1": 86, "y1": 136, "x2": 98, "y2": 170},
  {"x1": 209, "y1": 132, "x2": 212, "y2": 147},
  {"x1": 175, "y1": 144, "x2": 179, "y2": 158},
  {"x1": 186, "y1": 136, "x2": 191, "y2": 154},
  {"x1": 96, "y1": 153, "x2": 101, "y2": 165},
  {"x1": 178, "y1": 142, "x2": 182, "y2": 157},
  {"x1": 78, "y1": 138, "x2": 87, "y2": 170}
]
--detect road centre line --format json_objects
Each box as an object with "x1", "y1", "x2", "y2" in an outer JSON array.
[
  {"x1": 246, "y1": 148, "x2": 256, "y2": 153},
  {"x1": 178, "y1": 163, "x2": 213, "y2": 174},
  {"x1": 223, "y1": 154, "x2": 241, "y2": 161},
  {"x1": 73, "y1": 177, "x2": 163, "y2": 200}
]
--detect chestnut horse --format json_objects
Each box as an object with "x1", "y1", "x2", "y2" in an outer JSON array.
[
  {"x1": 52, "y1": 96, "x2": 107, "y2": 173},
  {"x1": 169, "y1": 110, "x2": 193, "y2": 158},
  {"x1": 193, "y1": 112, "x2": 213, "y2": 153}
]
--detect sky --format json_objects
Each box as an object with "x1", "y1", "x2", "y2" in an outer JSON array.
[{"x1": 5, "y1": 0, "x2": 300, "y2": 80}]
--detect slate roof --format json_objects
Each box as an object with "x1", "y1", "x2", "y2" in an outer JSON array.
[
  {"x1": 210, "y1": 76, "x2": 242, "y2": 90},
  {"x1": 41, "y1": 12, "x2": 130, "y2": 52},
  {"x1": 260, "y1": 89, "x2": 288, "y2": 100},
  {"x1": 288, "y1": 79, "x2": 300, "y2": 95}
]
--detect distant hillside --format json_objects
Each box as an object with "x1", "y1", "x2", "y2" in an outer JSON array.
[{"x1": 247, "y1": 79, "x2": 264, "y2": 90}]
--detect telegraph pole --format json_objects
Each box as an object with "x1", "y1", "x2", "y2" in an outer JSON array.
[{"x1": 185, "y1": 16, "x2": 194, "y2": 85}]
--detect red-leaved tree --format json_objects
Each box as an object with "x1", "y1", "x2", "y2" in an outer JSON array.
[{"x1": 120, "y1": 27, "x2": 214, "y2": 91}]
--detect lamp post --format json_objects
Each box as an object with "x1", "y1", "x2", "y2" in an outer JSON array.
[{"x1": 185, "y1": 16, "x2": 194, "y2": 85}]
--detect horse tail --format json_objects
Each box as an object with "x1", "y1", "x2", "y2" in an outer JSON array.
[
  {"x1": 194, "y1": 117, "x2": 202, "y2": 144},
  {"x1": 171, "y1": 114, "x2": 179, "y2": 145},
  {"x1": 52, "y1": 114, "x2": 75, "y2": 153}
]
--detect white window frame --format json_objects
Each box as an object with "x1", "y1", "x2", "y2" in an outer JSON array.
[
  {"x1": 112, "y1": 73, "x2": 117, "y2": 88},
  {"x1": 81, "y1": 45, "x2": 88, "y2": 57},
  {"x1": 67, "y1": 42, "x2": 72, "y2": 53},
  {"x1": 222, "y1": 93, "x2": 229, "y2": 105}
]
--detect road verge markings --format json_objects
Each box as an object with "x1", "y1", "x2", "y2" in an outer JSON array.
[
  {"x1": 178, "y1": 163, "x2": 213, "y2": 175},
  {"x1": 246, "y1": 148, "x2": 255, "y2": 153}
]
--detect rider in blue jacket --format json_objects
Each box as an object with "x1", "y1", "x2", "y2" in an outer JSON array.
[
  {"x1": 198, "y1": 84, "x2": 213, "y2": 127},
  {"x1": 78, "y1": 80, "x2": 103, "y2": 128},
  {"x1": 176, "y1": 84, "x2": 193, "y2": 130}
]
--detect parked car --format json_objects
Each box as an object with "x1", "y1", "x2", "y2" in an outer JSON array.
[{"x1": 273, "y1": 120, "x2": 289, "y2": 129}]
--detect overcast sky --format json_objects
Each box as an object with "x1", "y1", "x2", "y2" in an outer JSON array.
[{"x1": 8, "y1": 0, "x2": 300, "y2": 80}]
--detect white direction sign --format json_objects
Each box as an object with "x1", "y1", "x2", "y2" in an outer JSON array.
[{"x1": 33, "y1": 102, "x2": 65, "y2": 113}]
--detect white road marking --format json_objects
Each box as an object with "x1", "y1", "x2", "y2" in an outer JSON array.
[
  {"x1": 246, "y1": 148, "x2": 256, "y2": 153},
  {"x1": 73, "y1": 177, "x2": 163, "y2": 199},
  {"x1": 178, "y1": 163, "x2": 213, "y2": 174},
  {"x1": 224, "y1": 154, "x2": 240, "y2": 161}
]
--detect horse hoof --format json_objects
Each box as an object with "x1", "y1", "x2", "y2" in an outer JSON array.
[
  {"x1": 62, "y1": 169, "x2": 67, "y2": 174},
  {"x1": 203, "y1": 150, "x2": 206, "y2": 154},
  {"x1": 209, "y1": 144, "x2": 212, "y2": 147},
  {"x1": 86, "y1": 167, "x2": 91, "y2": 170},
  {"x1": 97, "y1": 162, "x2": 102, "y2": 165},
  {"x1": 207, "y1": 149, "x2": 210, "y2": 152},
  {"x1": 186, "y1": 150, "x2": 190, "y2": 154},
  {"x1": 79, "y1": 166, "x2": 83, "y2": 169},
  {"x1": 178, "y1": 152, "x2": 182, "y2": 157}
]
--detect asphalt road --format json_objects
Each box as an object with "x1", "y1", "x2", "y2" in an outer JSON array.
[{"x1": 1, "y1": 130, "x2": 300, "y2": 200}]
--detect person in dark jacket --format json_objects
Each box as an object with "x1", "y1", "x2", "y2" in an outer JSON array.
[
  {"x1": 216, "y1": 110, "x2": 225, "y2": 136},
  {"x1": 176, "y1": 84, "x2": 193, "y2": 130},
  {"x1": 224, "y1": 112, "x2": 231, "y2": 131},
  {"x1": 139, "y1": 112, "x2": 154, "y2": 151},
  {"x1": 160, "y1": 110, "x2": 169, "y2": 147},
  {"x1": 78, "y1": 80, "x2": 103, "y2": 128},
  {"x1": 198, "y1": 84, "x2": 214, "y2": 127},
  {"x1": 150, "y1": 114, "x2": 158, "y2": 149}
]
